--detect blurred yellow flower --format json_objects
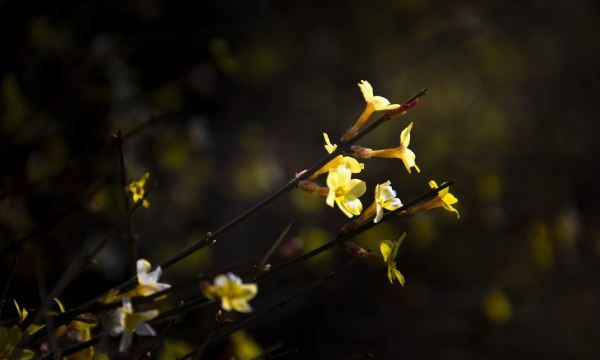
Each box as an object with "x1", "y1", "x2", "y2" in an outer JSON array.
[
  {"x1": 108, "y1": 298, "x2": 158, "y2": 352},
  {"x1": 231, "y1": 330, "x2": 263, "y2": 360},
  {"x1": 374, "y1": 180, "x2": 403, "y2": 223},
  {"x1": 129, "y1": 172, "x2": 150, "y2": 208},
  {"x1": 342, "y1": 80, "x2": 400, "y2": 142},
  {"x1": 136, "y1": 259, "x2": 171, "y2": 296},
  {"x1": 351, "y1": 122, "x2": 420, "y2": 174},
  {"x1": 0, "y1": 326, "x2": 35, "y2": 360},
  {"x1": 326, "y1": 165, "x2": 366, "y2": 218},
  {"x1": 202, "y1": 273, "x2": 258, "y2": 313},
  {"x1": 413, "y1": 180, "x2": 460, "y2": 218},
  {"x1": 379, "y1": 233, "x2": 406, "y2": 286},
  {"x1": 482, "y1": 289, "x2": 512, "y2": 325}
]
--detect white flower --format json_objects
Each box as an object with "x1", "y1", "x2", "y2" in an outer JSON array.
[{"x1": 136, "y1": 259, "x2": 171, "y2": 296}]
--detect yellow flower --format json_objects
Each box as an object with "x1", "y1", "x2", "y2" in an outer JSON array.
[
  {"x1": 13, "y1": 300, "x2": 28, "y2": 324},
  {"x1": 413, "y1": 180, "x2": 460, "y2": 218},
  {"x1": 13, "y1": 300, "x2": 44, "y2": 335},
  {"x1": 0, "y1": 326, "x2": 35, "y2": 360},
  {"x1": 129, "y1": 172, "x2": 150, "y2": 208},
  {"x1": 342, "y1": 80, "x2": 400, "y2": 142},
  {"x1": 323, "y1": 132, "x2": 337, "y2": 154},
  {"x1": 351, "y1": 122, "x2": 420, "y2": 174},
  {"x1": 309, "y1": 133, "x2": 364, "y2": 180},
  {"x1": 326, "y1": 165, "x2": 366, "y2": 218},
  {"x1": 202, "y1": 273, "x2": 258, "y2": 313},
  {"x1": 379, "y1": 233, "x2": 406, "y2": 285},
  {"x1": 136, "y1": 259, "x2": 171, "y2": 296},
  {"x1": 374, "y1": 180, "x2": 403, "y2": 223},
  {"x1": 108, "y1": 298, "x2": 158, "y2": 352}
]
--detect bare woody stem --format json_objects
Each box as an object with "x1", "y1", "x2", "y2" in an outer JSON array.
[
  {"x1": 256, "y1": 180, "x2": 454, "y2": 281},
  {"x1": 81, "y1": 88, "x2": 429, "y2": 305},
  {"x1": 113, "y1": 130, "x2": 137, "y2": 270}
]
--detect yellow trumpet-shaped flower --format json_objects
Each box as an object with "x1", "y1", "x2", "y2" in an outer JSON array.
[
  {"x1": 326, "y1": 165, "x2": 366, "y2": 218},
  {"x1": 380, "y1": 233, "x2": 406, "y2": 286},
  {"x1": 129, "y1": 172, "x2": 150, "y2": 208},
  {"x1": 413, "y1": 180, "x2": 460, "y2": 218},
  {"x1": 108, "y1": 297, "x2": 158, "y2": 352},
  {"x1": 351, "y1": 122, "x2": 420, "y2": 174},
  {"x1": 342, "y1": 80, "x2": 400, "y2": 142},
  {"x1": 309, "y1": 133, "x2": 364, "y2": 180},
  {"x1": 374, "y1": 180, "x2": 403, "y2": 223},
  {"x1": 136, "y1": 259, "x2": 171, "y2": 296},
  {"x1": 202, "y1": 273, "x2": 258, "y2": 313}
]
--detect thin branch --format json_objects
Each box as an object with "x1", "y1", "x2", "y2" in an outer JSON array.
[
  {"x1": 256, "y1": 181, "x2": 454, "y2": 281},
  {"x1": 0, "y1": 255, "x2": 18, "y2": 319},
  {"x1": 113, "y1": 130, "x2": 136, "y2": 270},
  {"x1": 251, "y1": 220, "x2": 295, "y2": 280},
  {"x1": 79, "y1": 89, "x2": 428, "y2": 305}
]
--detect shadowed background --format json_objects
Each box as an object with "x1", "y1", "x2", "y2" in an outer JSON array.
[{"x1": 1, "y1": 0, "x2": 600, "y2": 359}]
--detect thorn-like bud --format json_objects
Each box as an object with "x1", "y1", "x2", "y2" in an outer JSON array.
[{"x1": 342, "y1": 242, "x2": 369, "y2": 257}]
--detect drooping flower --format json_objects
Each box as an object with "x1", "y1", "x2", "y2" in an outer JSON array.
[
  {"x1": 412, "y1": 180, "x2": 460, "y2": 218},
  {"x1": 129, "y1": 172, "x2": 150, "y2": 208},
  {"x1": 374, "y1": 181, "x2": 403, "y2": 223},
  {"x1": 136, "y1": 259, "x2": 171, "y2": 296},
  {"x1": 108, "y1": 298, "x2": 158, "y2": 352},
  {"x1": 342, "y1": 80, "x2": 400, "y2": 142},
  {"x1": 326, "y1": 165, "x2": 366, "y2": 218},
  {"x1": 351, "y1": 122, "x2": 420, "y2": 174},
  {"x1": 380, "y1": 233, "x2": 406, "y2": 285},
  {"x1": 201, "y1": 273, "x2": 258, "y2": 313}
]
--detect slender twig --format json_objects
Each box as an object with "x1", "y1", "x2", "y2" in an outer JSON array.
[
  {"x1": 250, "y1": 221, "x2": 295, "y2": 280},
  {"x1": 345, "y1": 349, "x2": 375, "y2": 360},
  {"x1": 39, "y1": 337, "x2": 99, "y2": 360},
  {"x1": 77, "y1": 89, "x2": 428, "y2": 306},
  {"x1": 136, "y1": 318, "x2": 176, "y2": 360},
  {"x1": 0, "y1": 255, "x2": 18, "y2": 319},
  {"x1": 113, "y1": 130, "x2": 136, "y2": 270},
  {"x1": 256, "y1": 181, "x2": 454, "y2": 281}
]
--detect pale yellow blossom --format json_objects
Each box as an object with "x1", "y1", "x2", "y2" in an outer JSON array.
[
  {"x1": 202, "y1": 273, "x2": 258, "y2": 313},
  {"x1": 326, "y1": 165, "x2": 366, "y2": 218}
]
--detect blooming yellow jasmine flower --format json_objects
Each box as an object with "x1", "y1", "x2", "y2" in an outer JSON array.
[
  {"x1": 413, "y1": 180, "x2": 460, "y2": 218},
  {"x1": 136, "y1": 259, "x2": 171, "y2": 296},
  {"x1": 351, "y1": 122, "x2": 420, "y2": 174},
  {"x1": 309, "y1": 133, "x2": 364, "y2": 180},
  {"x1": 323, "y1": 132, "x2": 337, "y2": 154},
  {"x1": 108, "y1": 297, "x2": 158, "y2": 352},
  {"x1": 310, "y1": 155, "x2": 364, "y2": 180},
  {"x1": 202, "y1": 273, "x2": 258, "y2": 313},
  {"x1": 129, "y1": 172, "x2": 150, "y2": 208},
  {"x1": 342, "y1": 80, "x2": 400, "y2": 142},
  {"x1": 380, "y1": 233, "x2": 406, "y2": 286},
  {"x1": 374, "y1": 181, "x2": 403, "y2": 223},
  {"x1": 326, "y1": 165, "x2": 366, "y2": 218}
]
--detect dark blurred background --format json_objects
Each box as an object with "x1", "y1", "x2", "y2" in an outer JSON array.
[{"x1": 2, "y1": 0, "x2": 600, "y2": 359}]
